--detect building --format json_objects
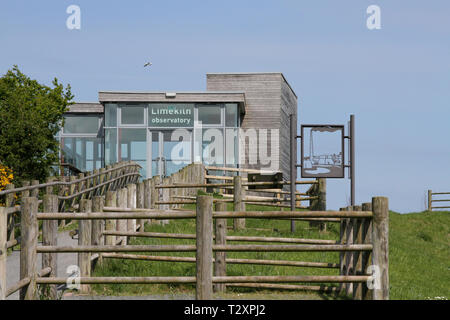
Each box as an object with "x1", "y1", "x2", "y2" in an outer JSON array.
[{"x1": 58, "y1": 72, "x2": 297, "y2": 181}]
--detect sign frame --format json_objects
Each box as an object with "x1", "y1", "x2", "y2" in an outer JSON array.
[{"x1": 300, "y1": 124, "x2": 345, "y2": 179}]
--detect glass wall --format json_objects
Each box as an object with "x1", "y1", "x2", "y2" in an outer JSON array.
[
  {"x1": 59, "y1": 114, "x2": 104, "y2": 172},
  {"x1": 104, "y1": 102, "x2": 240, "y2": 178}
]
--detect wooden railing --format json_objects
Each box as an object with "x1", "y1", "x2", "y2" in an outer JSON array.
[
  {"x1": 427, "y1": 190, "x2": 450, "y2": 211},
  {"x1": 0, "y1": 161, "x2": 141, "y2": 275},
  {"x1": 0, "y1": 163, "x2": 389, "y2": 300}
]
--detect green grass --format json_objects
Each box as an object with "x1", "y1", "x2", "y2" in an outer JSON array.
[
  {"x1": 91, "y1": 201, "x2": 450, "y2": 300},
  {"x1": 389, "y1": 210, "x2": 449, "y2": 300}
]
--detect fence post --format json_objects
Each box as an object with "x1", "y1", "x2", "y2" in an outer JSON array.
[
  {"x1": 127, "y1": 184, "x2": 137, "y2": 237},
  {"x1": 310, "y1": 178, "x2": 326, "y2": 232},
  {"x1": 196, "y1": 195, "x2": 213, "y2": 300},
  {"x1": 344, "y1": 206, "x2": 354, "y2": 297},
  {"x1": 5, "y1": 184, "x2": 16, "y2": 244},
  {"x1": 338, "y1": 208, "x2": 346, "y2": 295},
  {"x1": 42, "y1": 194, "x2": 58, "y2": 299},
  {"x1": 144, "y1": 179, "x2": 152, "y2": 226},
  {"x1": 20, "y1": 197, "x2": 38, "y2": 300},
  {"x1": 361, "y1": 202, "x2": 373, "y2": 300},
  {"x1": 371, "y1": 197, "x2": 389, "y2": 300},
  {"x1": 214, "y1": 202, "x2": 227, "y2": 293},
  {"x1": 233, "y1": 176, "x2": 245, "y2": 231},
  {"x1": 21, "y1": 181, "x2": 30, "y2": 197},
  {"x1": 78, "y1": 199, "x2": 92, "y2": 294},
  {"x1": 136, "y1": 181, "x2": 145, "y2": 232},
  {"x1": 427, "y1": 190, "x2": 432, "y2": 211},
  {"x1": 0, "y1": 207, "x2": 6, "y2": 300},
  {"x1": 105, "y1": 191, "x2": 117, "y2": 246},
  {"x1": 30, "y1": 180, "x2": 39, "y2": 198},
  {"x1": 117, "y1": 188, "x2": 128, "y2": 245},
  {"x1": 92, "y1": 196, "x2": 105, "y2": 268},
  {"x1": 151, "y1": 178, "x2": 160, "y2": 225},
  {"x1": 352, "y1": 205, "x2": 363, "y2": 300}
]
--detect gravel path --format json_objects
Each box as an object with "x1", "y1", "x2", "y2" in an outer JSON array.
[{"x1": 6, "y1": 230, "x2": 78, "y2": 300}]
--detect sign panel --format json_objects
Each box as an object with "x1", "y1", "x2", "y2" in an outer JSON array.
[
  {"x1": 149, "y1": 103, "x2": 194, "y2": 127},
  {"x1": 301, "y1": 125, "x2": 345, "y2": 178}
]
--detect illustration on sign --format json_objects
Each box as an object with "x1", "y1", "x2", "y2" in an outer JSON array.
[{"x1": 301, "y1": 125, "x2": 345, "y2": 178}]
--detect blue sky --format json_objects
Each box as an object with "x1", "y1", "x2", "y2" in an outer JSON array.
[{"x1": 1, "y1": 1, "x2": 449, "y2": 212}]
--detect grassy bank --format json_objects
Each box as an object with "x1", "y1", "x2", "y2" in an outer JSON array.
[{"x1": 91, "y1": 202, "x2": 449, "y2": 300}]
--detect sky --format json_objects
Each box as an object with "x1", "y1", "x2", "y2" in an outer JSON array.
[{"x1": 0, "y1": 1, "x2": 449, "y2": 213}]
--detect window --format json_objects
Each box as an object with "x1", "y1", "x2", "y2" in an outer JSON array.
[
  {"x1": 119, "y1": 128, "x2": 147, "y2": 161},
  {"x1": 105, "y1": 128, "x2": 117, "y2": 164},
  {"x1": 225, "y1": 104, "x2": 239, "y2": 127},
  {"x1": 105, "y1": 103, "x2": 117, "y2": 127},
  {"x1": 197, "y1": 105, "x2": 222, "y2": 125},
  {"x1": 63, "y1": 115, "x2": 100, "y2": 134},
  {"x1": 61, "y1": 137, "x2": 103, "y2": 171},
  {"x1": 120, "y1": 104, "x2": 146, "y2": 125}
]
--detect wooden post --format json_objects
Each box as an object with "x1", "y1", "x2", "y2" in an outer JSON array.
[
  {"x1": 0, "y1": 207, "x2": 6, "y2": 300},
  {"x1": 5, "y1": 184, "x2": 16, "y2": 243},
  {"x1": 352, "y1": 205, "x2": 363, "y2": 300},
  {"x1": 78, "y1": 199, "x2": 92, "y2": 294},
  {"x1": 233, "y1": 176, "x2": 245, "y2": 231},
  {"x1": 42, "y1": 194, "x2": 58, "y2": 299},
  {"x1": 361, "y1": 202, "x2": 373, "y2": 300},
  {"x1": 92, "y1": 196, "x2": 105, "y2": 267},
  {"x1": 428, "y1": 190, "x2": 432, "y2": 211},
  {"x1": 21, "y1": 181, "x2": 30, "y2": 197},
  {"x1": 150, "y1": 178, "x2": 160, "y2": 225},
  {"x1": 196, "y1": 195, "x2": 213, "y2": 300},
  {"x1": 99, "y1": 168, "x2": 106, "y2": 196},
  {"x1": 127, "y1": 184, "x2": 137, "y2": 237},
  {"x1": 117, "y1": 188, "x2": 128, "y2": 245},
  {"x1": 371, "y1": 197, "x2": 389, "y2": 300},
  {"x1": 66, "y1": 176, "x2": 77, "y2": 224},
  {"x1": 136, "y1": 182, "x2": 145, "y2": 232},
  {"x1": 338, "y1": 208, "x2": 346, "y2": 295},
  {"x1": 20, "y1": 197, "x2": 38, "y2": 300},
  {"x1": 144, "y1": 179, "x2": 152, "y2": 226},
  {"x1": 310, "y1": 178, "x2": 326, "y2": 232},
  {"x1": 214, "y1": 202, "x2": 227, "y2": 293},
  {"x1": 344, "y1": 206, "x2": 354, "y2": 297},
  {"x1": 105, "y1": 191, "x2": 117, "y2": 246},
  {"x1": 30, "y1": 180, "x2": 39, "y2": 198}
]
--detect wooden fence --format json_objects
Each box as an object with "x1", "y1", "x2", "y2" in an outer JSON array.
[
  {"x1": 0, "y1": 161, "x2": 389, "y2": 300},
  {"x1": 0, "y1": 161, "x2": 141, "y2": 299},
  {"x1": 427, "y1": 190, "x2": 450, "y2": 211}
]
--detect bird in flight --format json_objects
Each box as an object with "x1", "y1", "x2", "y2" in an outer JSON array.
[{"x1": 144, "y1": 61, "x2": 152, "y2": 67}]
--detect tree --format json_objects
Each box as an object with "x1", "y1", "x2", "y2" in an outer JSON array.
[{"x1": 0, "y1": 66, "x2": 73, "y2": 183}]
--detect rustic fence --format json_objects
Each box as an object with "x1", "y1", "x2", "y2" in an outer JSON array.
[
  {"x1": 0, "y1": 161, "x2": 141, "y2": 299},
  {"x1": 427, "y1": 190, "x2": 450, "y2": 211},
  {"x1": 0, "y1": 161, "x2": 388, "y2": 300}
]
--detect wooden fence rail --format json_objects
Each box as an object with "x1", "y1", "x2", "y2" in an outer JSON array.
[
  {"x1": 427, "y1": 190, "x2": 450, "y2": 211},
  {"x1": 0, "y1": 162, "x2": 389, "y2": 301}
]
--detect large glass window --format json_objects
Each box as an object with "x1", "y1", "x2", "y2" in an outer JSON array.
[
  {"x1": 225, "y1": 104, "x2": 239, "y2": 127},
  {"x1": 61, "y1": 137, "x2": 103, "y2": 172},
  {"x1": 120, "y1": 104, "x2": 146, "y2": 125},
  {"x1": 63, "y1": 115, "x2": 100, "y2": 134},
  {"x1": 105, "y1": 128, "x2": 117, "y2": 164},
  {"x1": 119, "y1": 128, "x2": 147, "y2": 161},
  {"x1": 197, "y1": 105, "x2": 222, "y2": 125},
  {"x1": 105, "y1": 103, "x2": 117, "y2": 127}
]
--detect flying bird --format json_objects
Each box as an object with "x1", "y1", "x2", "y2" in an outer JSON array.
[{"x1": 144, "y1": 61, "x2": 152, "y2": 67}]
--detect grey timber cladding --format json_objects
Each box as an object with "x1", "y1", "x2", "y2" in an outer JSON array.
[
  {"x1": 68, "y1": 102, "x2": 104, "y2": 113},
  {"x1": 206, "y1": 73, "x2": 298, "y2": 181}
]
